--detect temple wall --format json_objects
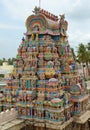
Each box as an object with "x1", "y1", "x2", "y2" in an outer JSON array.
[
  {"x1": 0, "y1": 120, "x2": 89, "y2": 130},
  {"x1": 20, "y1": 121, "x2": 90, "y2": 130}
]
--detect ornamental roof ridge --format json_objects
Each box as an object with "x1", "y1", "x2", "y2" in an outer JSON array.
[{"x1": 33, "y1": 6, "x2": 58, "y2": 22}]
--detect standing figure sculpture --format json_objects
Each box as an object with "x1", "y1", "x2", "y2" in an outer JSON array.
[{"x1": 59, "y1": 14, "x2": 68, "y2": 36}]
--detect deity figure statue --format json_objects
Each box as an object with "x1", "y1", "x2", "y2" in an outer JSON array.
[
  {"x1": 59, "y1": 14, "x2": 68, "y2": 36},
  {"x1": 33, "y1": 6, "x2": 40, "y2": 15}
]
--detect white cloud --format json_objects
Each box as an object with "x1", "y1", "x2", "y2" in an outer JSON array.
[
  {"x1": 72, "y1": 0, "x2": 81, "y2": 7},
  {"x1": 1, "y1": 0, "x2": 81, "y2": 19},
  {"x1": 1, "y1": 0, "x2": 37, "y2": 20},
  {"x1": 69, "y1": 30, "x2": 90, "y2": 48},
  {"x1": 68, "y1": 0, "x2": 90, "y2": 21},
  {"x1": 2, "y1": 0, "x2": 90, "y2": 20},
  {"x1": 0, "y1": 23, "x2": 24, "y2": 30}
]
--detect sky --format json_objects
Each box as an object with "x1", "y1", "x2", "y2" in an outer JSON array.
[{"x1": 0, "y1": 0, "x2": 90, "y2": 59}]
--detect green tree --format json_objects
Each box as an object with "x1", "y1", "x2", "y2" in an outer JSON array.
[
  {"x1": 12, "y1": 58, "x2": 16, "y2": 64},
  {"x1": 0, "y1": 59, "x2": 3, "y2": 65},
  {"x1": 7, "y1": 58, "x2": 16, "y2": 65},
  {"x1": 71, "y1": 48, "x2": 76, "y2": 61},
  {"x1": 8, "y1": 58, "x2": 12, "y2": 65},
  {"x1": 86, "y1": 43, "x2": 90, "y2": 58},
  {"x1": 86, "y1": 43, "x2": 90, "y2": 74},
  {"x1": 77, "y1": 43, "x2": 86, "y2": 63},
  {"x1": 87, "y1": 42, "x2": 90, "y2": 50},
  {"x1": 77, "y1": 43, "x2": 90, "y2": 75},
  {"x1": 2, "y1": 58, "x2": 6, "y2": 62}
]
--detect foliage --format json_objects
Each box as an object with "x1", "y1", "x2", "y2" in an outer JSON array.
[
  {"x1": 77, "y1": 43, "x2": 87, "y2": 63},
  {"x1": 0, "y1": 58, "x2": 16, "y2": 65},
  {"x1": 0, "y1": 74, "x2": 4, "y2": 78},
  {"x1": 87, "y1": 42, "x2": 90, "y2": 50},
  {"x1": 71, "y1": 48, "x2": 76, "y2": 61},
  {"x1": 0, "y1": 60, "x2": 3, "y2": 65},
  {"x1": 77, "y1": 43, "x2": 90, "y2": 75},
  {"x1": 7, "y1": 58, "x2": 16, "y2": 65}
]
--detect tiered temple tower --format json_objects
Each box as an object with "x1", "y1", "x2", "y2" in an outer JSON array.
[{"x1": 3, "y1": 7, "x2": 90, "y2": 130}]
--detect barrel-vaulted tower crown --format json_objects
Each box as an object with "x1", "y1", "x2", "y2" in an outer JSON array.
[{"x1": 25, "y1": 7, "x2": 68, "y2": 36}]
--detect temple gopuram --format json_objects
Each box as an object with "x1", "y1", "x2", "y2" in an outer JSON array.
[{"x1": 1, "y1": 7, "x2": 90, "y2": 130}]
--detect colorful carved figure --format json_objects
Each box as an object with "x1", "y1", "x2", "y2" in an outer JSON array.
[{"x1": 59, "y1": 14, "x2": 68, "y2": 36}]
